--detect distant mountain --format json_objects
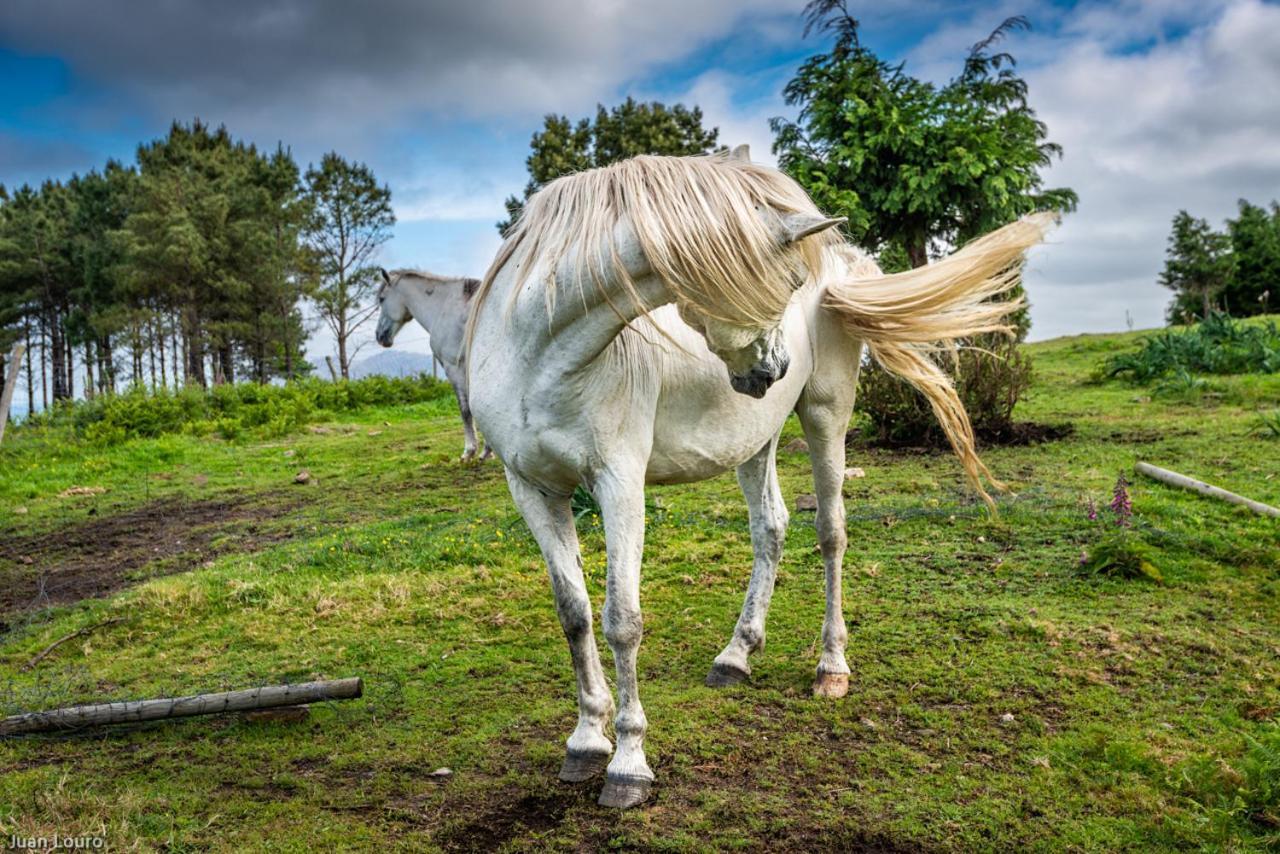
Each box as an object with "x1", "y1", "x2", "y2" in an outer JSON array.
[{"x1": 347, "y1": 349, "x2": 441, "y2": 380}]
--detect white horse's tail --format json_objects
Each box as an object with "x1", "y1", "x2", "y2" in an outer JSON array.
[{"x1": 821, "y1": 213, "x2": 1056, "y2": 510}]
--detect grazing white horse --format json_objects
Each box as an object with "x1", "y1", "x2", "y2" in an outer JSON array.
[
  {"x1": 375, "y1": 269, "x2": 492, "y2": 460},
  {"x1": 467, "y1": 148, "x2": 1050, "y2": 808}
]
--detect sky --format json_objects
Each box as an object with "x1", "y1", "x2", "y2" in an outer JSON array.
[{"x1": 2, "y1": 0, "x2": 1279, "y2": 382}]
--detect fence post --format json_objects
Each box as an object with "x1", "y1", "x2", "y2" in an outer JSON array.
[{"x1": 0, "y1": 343, "x2": 28, "y2": 446}]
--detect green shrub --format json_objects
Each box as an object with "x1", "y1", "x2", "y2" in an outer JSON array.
[
  {"x1": 1176, "y1": 724, "x2": 1280, "y2": 840},
  {"x1": 1103, "y1": 312, "x2": 1280, "y2": 383},
  {"x1": 25, "y1": 374, "x2": 451, "y2": 445},
  {"x1": 857, "y1": 334, "x2": 1033, "y2": 447}
]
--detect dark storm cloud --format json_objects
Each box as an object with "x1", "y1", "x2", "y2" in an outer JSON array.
[{"x1": 0, "y1": 0, "x2": 804, "y2": 134}]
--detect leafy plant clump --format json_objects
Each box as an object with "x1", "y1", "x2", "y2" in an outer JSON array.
[
  {"x1": 1102, "y1": 312, "x2": 1280, "y2": 384},
  {"x1": 1176, "y1": 724, "x2": 1280, "y2": 841},
  {"x1": 22, "y1": 375, "x2": 451, "y2": 445},
  {"x1": 1079, "y1": 474, "x2": 1162, "y2": 582},
  {"x1": 857, "y1": 335, "x2": 1039, "y2": 447}
]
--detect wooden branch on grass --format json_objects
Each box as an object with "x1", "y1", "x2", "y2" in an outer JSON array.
[
  {"x1": 22, "y1": 618, "x2": 124, "y2": 672},
  {"x1": 1136, "y1": 461, "x2": 1280, "y2": 519},
  {"x1": 0, "y1": 343, "x2": 26, "y2": 446},
  {"x1": 0, "y1": 677, "x2": 362, "y2": 737}
]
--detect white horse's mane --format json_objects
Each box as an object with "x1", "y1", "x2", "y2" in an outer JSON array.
[
  {"x1": 390, "y1": 268, "x2": 467, "y2": 284},
  {"x1": 470, "y1": 153, "x2": 841, "y2": 334}
]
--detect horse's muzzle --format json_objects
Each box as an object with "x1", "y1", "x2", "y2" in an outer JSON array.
[{"x1": 729, "y1": 355, "x2": 789, "y2": 399}]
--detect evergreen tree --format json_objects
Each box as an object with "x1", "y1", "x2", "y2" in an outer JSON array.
[
  {"x1": 1160, "y1": 210, "x2": 1233, "y2": 323},
  {"x1": 1225, "y1": 200, "x2": 1280, "y2": 317},
  {"x1": 498, "y1": 97, "x2": 720, "y2": 234}
]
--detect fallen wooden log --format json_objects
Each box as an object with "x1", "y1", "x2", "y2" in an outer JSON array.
[
  {"x1": 1135, "y1": 461, "x2": 1280, "y2": 519},
  {"x1": 0, "y1": 677, "x2": 362, "y2": 737}
]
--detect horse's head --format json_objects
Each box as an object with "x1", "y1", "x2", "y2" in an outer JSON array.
[
  {"x1": 677, "y1": 207, "x2": 843, "y2": 398},
  {"x1": 375, "y1": 268, "x2": 413, "y2": 347}
]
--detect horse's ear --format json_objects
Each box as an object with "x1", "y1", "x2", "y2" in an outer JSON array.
[
  {"x1": 729, "y1": 144, "x2": 750, "y2": 163},
  {"x1": 781, "y1": 213, "x2": 845, "y2": 244},
  {"x1": 379, "y1": 267, "x2": 391, "y2": 287}
]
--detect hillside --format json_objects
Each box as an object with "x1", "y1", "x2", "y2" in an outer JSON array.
[{"x1": 0, "y1": 327, "x2": 1277, "y2": 851}]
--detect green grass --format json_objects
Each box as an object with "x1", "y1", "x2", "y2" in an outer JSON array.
[{"x1": 1, "y1": 326, "x2": 1279, "y2": 851}]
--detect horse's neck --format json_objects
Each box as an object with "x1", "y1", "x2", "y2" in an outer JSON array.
[
  {"x1": 404, "y1": 278, "x2": 469, "y2": 363},
  {"x1": 500, "y1": 232, "x2": 670, "y2": 375}
]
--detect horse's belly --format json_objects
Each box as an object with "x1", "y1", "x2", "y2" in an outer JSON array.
[{"x1": 645, "y1": 359, "x2": 807, "y2": 485}]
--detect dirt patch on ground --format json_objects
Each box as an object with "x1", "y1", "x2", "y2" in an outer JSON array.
[
  {"x1": 849, "y1": 421, "x2": 1074, "y2": 451},
  {"x1": 0, "y1": 493, "x2": 303, "y2": 617}
]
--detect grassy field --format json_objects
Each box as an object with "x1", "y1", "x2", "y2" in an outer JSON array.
[{"x1": 1, "y1": 326, "x2": 1278, "y2": 852}]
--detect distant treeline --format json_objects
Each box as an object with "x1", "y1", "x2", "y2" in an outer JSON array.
[
  {"x1": 0, "y1": 120, "x2": 394, "y2": 413},
  {"x1": 1161, "y1": 200, "x2": 1280, "y2": 322}
]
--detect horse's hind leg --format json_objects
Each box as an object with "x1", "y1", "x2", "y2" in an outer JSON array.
[
  {"x1": 797, "y1": 396, "x2": 855, "y2": 699},
  {"x1": 706, "y1": 435, "x2": 787, "y2": 687},
  {"x1": 504, "y1": 470, "x2": 614, "y2": 781},
  {"x1": 452, "y1": 381, "x2": 480, "y2": 460}
]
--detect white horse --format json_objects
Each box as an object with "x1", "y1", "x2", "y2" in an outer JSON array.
[
  {"x1": 375, "y1": 269, "x2": 492, "y2": 460},
  {"x1": 467, "y1": 148, "x2": 1050, "y2": 808}
]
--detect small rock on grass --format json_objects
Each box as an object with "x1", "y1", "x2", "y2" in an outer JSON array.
[
  {"x1": 795, "y1": 494, "x2": 818, "y2": 511},
  {"x1": 845, "y1": 467, "x2": 866, "y2": 479},
  {"x1": 427, "y1": 768, "x2": 453, "y2": 782},
  {"x1": 58, "y1": 486, "x2": 106, "y2": 498},
  {"x1": 999, "y1": 712, "x2": 1016, "y2": 725},
  {"x1": 294, "y1": 470, "x2": 312, "y2": 485},
  {"x1": 783, "y1": 438, "x2": 809, "y2": 454}
]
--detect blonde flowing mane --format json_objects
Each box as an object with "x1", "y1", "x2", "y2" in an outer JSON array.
[{"x1": 468, "y1": 154, "x2": 840, "y2": 344}]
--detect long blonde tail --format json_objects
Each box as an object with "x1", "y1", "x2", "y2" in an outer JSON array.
[{"x1": 822, "y1": 213, "x2": 1056, "y2": 509}]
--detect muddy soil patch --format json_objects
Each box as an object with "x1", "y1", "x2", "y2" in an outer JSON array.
[
  {"x1": 849, "y1": 421, "x2": 1074, "y2": 451},
  {"x1": 0, "y1": 493, "x2": 304, "y2": 616}
]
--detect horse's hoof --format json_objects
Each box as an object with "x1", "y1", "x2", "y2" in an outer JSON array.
[
  {"x1": 559, "y1": 750, "x2": 610, "y2": 783},
  {"x1": 597, "y1": 774, "x2": 652, "y2": 809},
  {"x1": 812, "y1": 672, "x2": 849, "y2": 698},
  {"x1": 705, "y1": 661, "x2": 750, "y2": 688}
]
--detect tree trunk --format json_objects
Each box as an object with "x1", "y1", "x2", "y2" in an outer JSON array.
[
  {"x1": 25, "y1": 322, "x2": 34, "y2": 415},
  {"x1": 1202, "y1": 287, "x2": 1212, "y2": 320},
  {"x1": 148, "y1": 315, "x2": 159, "y2": 391},
  {"x1": 65, "y1": 315, "x2": 75, "y2": 401},
  {"x1": 171, "y1": 321, "x2": 180, "y2": 390},
  {"x1": 49, "y1": 310, "x2": 69, "y2": 401},
  {"x1": 184, "y1": 308, "x2": 206, "y2": 388},
  {"x1": 157, "y1": 317, "x2": 168, "y2": 390},
  {"x1": 337, "y1": 323, "x2": 349, "y2": 380},
  {"x1": 84, "y1": 340, "x2": 95, "y2": 401},
  {"x1": 907, "y1": 238, "x2": 929, "y2": 270},
  {"x1": 39, "y1": 316, "x2": 48, "y2": 411},
  {"x1": 219, "y1": 344, "x2": 234, "y2": 385}
]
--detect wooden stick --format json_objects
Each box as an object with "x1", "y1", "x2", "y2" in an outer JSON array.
[
  {"x1": 1136, "y1": 461, "x2": 1280, "y2": 519},
  {"x1": 0, "y1": 342, "x2": 26, "y2": 446},
  {"x1": 22, "y1": 618, "x2": 124, "y2": 672},
  {"x1": 0, "y1": 677, "x2": 362, "y2": 736}
]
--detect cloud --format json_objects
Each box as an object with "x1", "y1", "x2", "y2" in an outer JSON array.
[
  {"x1": 0, "y1": 0, "x2": 807, "y2": 139},
  {"x1": 1018, "y1": 0, "x2": 1280, "y2": 338}
]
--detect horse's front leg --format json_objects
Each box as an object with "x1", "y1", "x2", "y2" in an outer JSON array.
[
  {"x1": 707, "y1": 435, "x2": 787, "y2": 687},
  {"x1": 504, "y1": 471, "x2": 614, "y2": 781},
  {"x1": 593, "y1": 470, "x2": 654, "y2": 808}
]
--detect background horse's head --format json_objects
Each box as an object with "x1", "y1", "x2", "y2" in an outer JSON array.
[{"x1": 375, "y1": 269, "x2": 412, "y2": 347}]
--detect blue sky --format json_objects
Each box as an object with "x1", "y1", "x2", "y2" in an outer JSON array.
[{"x1": 3, "y1": 0, "x2": 1279, "y2": 378}]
